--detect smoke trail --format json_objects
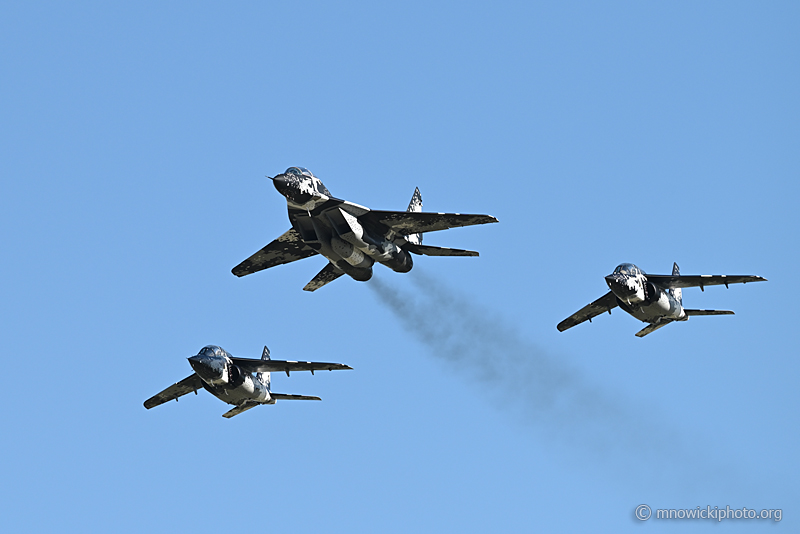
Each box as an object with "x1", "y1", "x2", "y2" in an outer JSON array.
[{"x1": 368, "y1": 270, "x2": 735, "y2": 487}]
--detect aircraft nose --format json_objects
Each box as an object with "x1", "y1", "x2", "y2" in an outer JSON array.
[
  {"x1": 187, "y1": 355, "x2": 205, "y2": 372},
  {"x1": 272, "y1": 173, "x2": 313, "y2": 204},
  {"x1": 605, "y1": 274, "x2": 628, "y2": 290},
  {"x1": 272, "y1": 174, "x2": 289, "y2": 195},
  {"x1": 188, "y1": 355, "x2": 219, "y2": 380}
]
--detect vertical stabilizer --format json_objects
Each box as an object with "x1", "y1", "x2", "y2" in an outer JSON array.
[
  {"x1": 670, "y1": 262, "x2": 682, "y2": 305},
  {"x1": 258, "y1": 345, "x2": 271, "y2": 391},
  {"x1": 405, "y1": 187, "x2": 423, "y2": 245}
]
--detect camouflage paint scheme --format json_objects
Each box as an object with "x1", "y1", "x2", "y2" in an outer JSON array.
[
  {"x1": 557, "y1": 263, "x2": 767, "y2": 337},
  {"x1": 143, "y1": 345, "x2": 352, "y2": 418},
  {"x1": 232, "y1": 167, "x2": 499, "y2": 291}
]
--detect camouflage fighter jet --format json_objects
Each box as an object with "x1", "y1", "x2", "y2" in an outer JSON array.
[
  {"x1": 557, "y1": 263, "x2": 766, "y2": 337},
  {"x1": 232, "y1": 167, "x2": 498, "y2": 291},
  {"x1": 144, "y1": 345, "x2": 352, "y2": 418}
]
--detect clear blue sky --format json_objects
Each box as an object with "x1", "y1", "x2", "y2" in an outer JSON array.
[{"x1": 1, "y1": 2, "x2": 797, "y2": 532}]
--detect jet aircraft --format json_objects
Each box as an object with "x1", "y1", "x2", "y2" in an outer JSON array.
[
  {"x1": 232, "y1": 167, "x2": 498, "y2": 291},
  {"x1": 144, "y1": 345, "x2": 352, "y2": 418},
  {"x1": 557, "y1": 263, "x2": 766, "y2": 337}
]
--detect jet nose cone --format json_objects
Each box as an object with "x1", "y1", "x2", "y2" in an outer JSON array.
[
  {"x1": 188, "y1": 354, "x2": 221, "y2": 381},
  {"x1": 187, "y1": 355, "x2": 205, "y2": 373},
  {"x1": 605, "y1": 273, "x2": 630, "y2": 292},
  {"x1": 272, "y1": 173, "x2": 288, "y2": 195},
  {"x1": 272, "y1": 173, "x2": 313, "y2": 204}
]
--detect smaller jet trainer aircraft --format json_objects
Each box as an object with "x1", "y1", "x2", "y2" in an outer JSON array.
[
  {"x1": 144, "y1": 345, "x2": 352, "y2": 418},
  {"x1": 232, "y1": 167, "x2": 498, "y2": 291},
  {"x1": 558, "y1": 263, "x2": 766, "y2": 337}
]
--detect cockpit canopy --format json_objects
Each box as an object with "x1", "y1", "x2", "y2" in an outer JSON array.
[
  {"x1": 285, "y1": 167, "x2": 316, "y2": 178},
  {"x1": 283, "y1": 167, "x2": 331, "y2": 196},
  {"x1": 613, "y1": 263, "x2": 644, "y2": 276},
  {"x1": 199, "y1": 345, "x2": 224, "y2": 357}
]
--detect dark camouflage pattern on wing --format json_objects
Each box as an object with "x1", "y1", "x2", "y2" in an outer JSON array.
[
  {"x1": 228, "y1": 356, "x2": 352, "y2": 374},
  {"x1": 646, "y1": 274, "x2": 767, "y2": 289},
  {"x1": 143, "y1": 374, "x2": 203, "y2": 409},
  {"x1": 404, "y1": 244, "x2": 479, "y2": 257},
  {"x1": 269, "y1": 393, "x2": 321, "y2": 401},
  {"x1": 232, "y1": 228, "x2": 317, "y2": 277},
  {"x1": 556, "y1": 291, "x2": 618, "y2": 332},
  {"x1": 362, "y1": 211, "x2": 498, "y2": 235}
]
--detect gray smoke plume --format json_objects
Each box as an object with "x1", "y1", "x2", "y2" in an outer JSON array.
[{"x1": 368, "y1": 270, "x2": 736, "y2": 488}]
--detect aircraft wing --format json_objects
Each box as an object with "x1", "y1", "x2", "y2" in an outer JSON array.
[
  {"x1": 362, "y1": 211, "x2": 498, "y2": 234},
  {"x1": 405, "y1": 244, "x2": 479, "y2": 256},
  {"x1": 232, "y1": 228, "x2": 318, "y2": 277},
  {"x1": 557, "y1": 291, "x2": 619, "y2": 332},
  {"x1": 229, "y1": 357, "x2": 353, "y2": 374},
  {"x1": 144, "y1": 374, "x2": 203, "y2": 409},
  {"x1": 646, "y1": 274, "x2": 766, "y2": 289},
  {"x1": 270, "y1": 393, "x2": 322, "y2": 401},
  {"x1": 684, "y1": 309, "x2": 734, "y2": 316}
]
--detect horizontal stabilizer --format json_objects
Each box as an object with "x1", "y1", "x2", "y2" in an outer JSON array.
[
  {"x1": 557, "y1": 292, "x2": 619, "y2": 332},
  {"x1": 144, "y1": 374, "x2": 203, "y2": 409},
  {"x1": 232, "y1": 228, "x2": 318, "y2": 277},
  {"x1": 229, "y1": 357, "x2": 353, "y2": 374},
  {"x1": 363, "y1": 210, "x2": 498, "y2": 235},
  {"x1": 647, "y1": 274, "x2": 766, "y2": 289},
  {"x1": 222, "y1": 400, "x2": 260, "y2": 418},
  {"x1": 635, "y1": 322, "x2": 671, "y2": 337},
  {"x1": 405, "y1": 244, "x2": 479, "y2": 256},
  {"x1": 303, "y1": 262, "x2": 344, "y2": 292},
  {"x1": 271, "y1": 393, "x2": 321, "y2": 401},
  {"x1": 684, "y1": 309, "x2": 735, "y2": 316}
]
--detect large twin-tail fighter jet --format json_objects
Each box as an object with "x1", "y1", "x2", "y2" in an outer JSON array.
[
  {"x1": 232, "y1": 167, "x2": 498, "y2": 291},
  {"x1": 144, "y1": 345, "x2": 352, "y2": 418},
  {"x1": 557, "y1": 263, "x2": 766, "y2": 337}
]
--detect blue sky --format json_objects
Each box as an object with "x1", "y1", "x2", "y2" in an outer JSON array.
[{"x1": 1, "y1": 1, "x2": 797, "y2": 532}]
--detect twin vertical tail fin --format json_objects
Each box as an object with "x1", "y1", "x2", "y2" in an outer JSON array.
[
  {"x1": 670, "y1": 262, "x2": 682, "y2": 306},
  {"x1": 258, "y1": 345, "x2": 271, "y2": 391},
  {"x1": 405, "y1": 187, "x2": 423, "y2": 245}
]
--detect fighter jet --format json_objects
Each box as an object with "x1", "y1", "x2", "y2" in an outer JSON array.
[
  {"x1": 144, "y1": 345, "x2": 352, "y2": 418},
  {"x1": 557, "y1": 263, "x2": 766, "y2": 337},
  {"x1": 232, "y1": 167, "x2": 498, "y2": 291}
]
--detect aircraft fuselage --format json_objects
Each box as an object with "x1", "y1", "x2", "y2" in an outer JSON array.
[
  {"x1": 274, "y1": 168, "x2": 414, "y2": 282},
  {"x1": 604, "y1": 264, "x2": 686, "y2": 324},
  {"x1": 189, "y1": 346, "x2": 274, "y2": 406}
]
